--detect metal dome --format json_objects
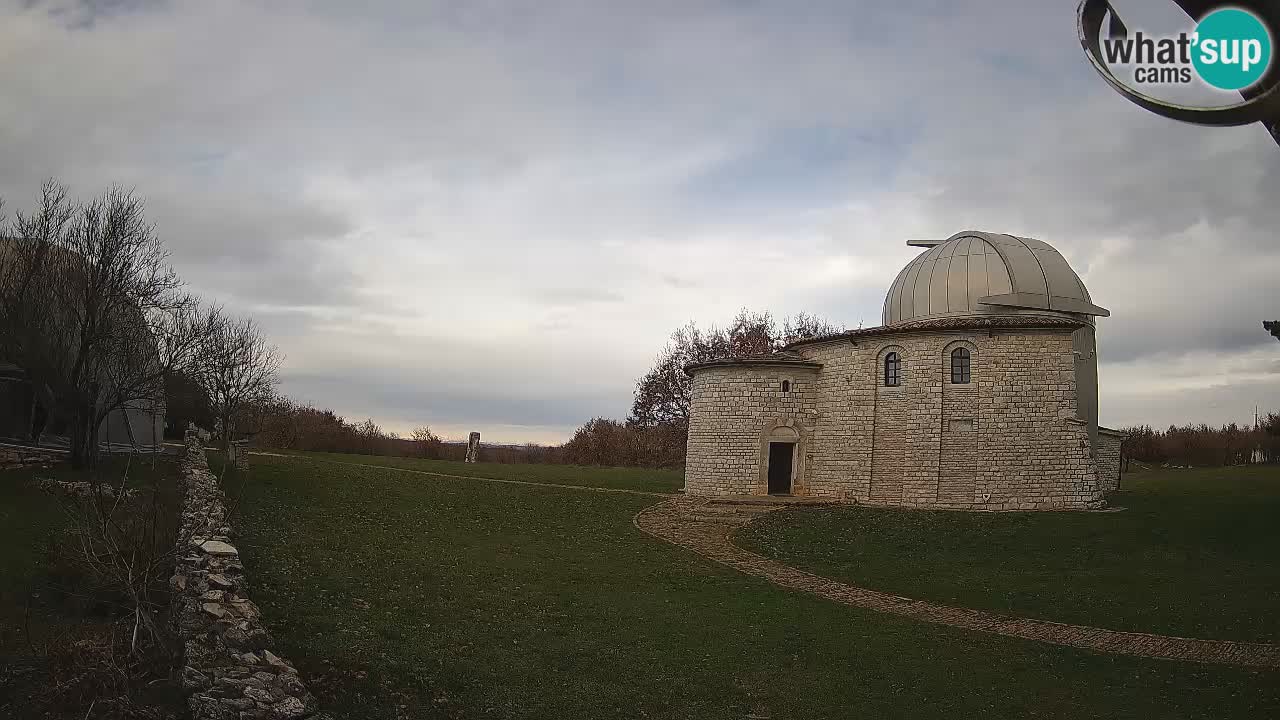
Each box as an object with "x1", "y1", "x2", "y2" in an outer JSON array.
[{"x1": 881, "y1": 231, "x2": 1108, "y2": 326}]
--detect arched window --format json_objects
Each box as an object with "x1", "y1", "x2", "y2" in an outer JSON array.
[
  {"x1": 884, "y1": 352, "x2": 901, "y2": 387},
  {"x1": 951, "y1": 347, "x2": 971, "y2": 384},
  {"x1": 781, "y1": 380, "x2": 791, "y2": 392}
]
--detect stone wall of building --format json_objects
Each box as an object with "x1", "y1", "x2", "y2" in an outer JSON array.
[
  {"x1": 1096, "y1": 427, "x2": 1125, "y2": 493},
  {"x1": 684, "y1": 366, "x2": 818, "y2": 496},
  {"x1": 684, "y1": 327, "x2": 1106, "y2": 510},
  {"x1": 938, "y1": 340, "x2": 981, "y2": 505},
  {"x1": 172, "y1": 430, "x2": 324, "y2": 720}
]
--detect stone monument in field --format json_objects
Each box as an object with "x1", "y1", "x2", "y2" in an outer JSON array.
[{"x1": 465, "y1": 431, "x2": 480, "y2": 463}]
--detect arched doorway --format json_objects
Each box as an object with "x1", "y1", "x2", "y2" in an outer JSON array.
[{"x1": 766, "y1": 425, "x2": 800, "y2": 495}]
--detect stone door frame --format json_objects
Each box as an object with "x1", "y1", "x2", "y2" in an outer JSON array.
[{"x1": 757, "y1": 419, "x2": 808, "y2": 496}]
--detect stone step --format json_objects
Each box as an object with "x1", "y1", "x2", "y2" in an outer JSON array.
[{"x1": 707, "y1": 495, "x2": 836, "y2": 507}]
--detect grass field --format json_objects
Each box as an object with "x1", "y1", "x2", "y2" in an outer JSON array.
[
  {"x1": 233, "y1": 453, "x2": 1280, "y2": 719},
  {"x1": 278, "y1": 451, "x2": 684, "y2": 494},
  {"x1": 0, "y1": 466, "x2": 71, "y2": 648},
  {"x1": 738, "y1": 465, "x2": 1280, "y2": 643}
]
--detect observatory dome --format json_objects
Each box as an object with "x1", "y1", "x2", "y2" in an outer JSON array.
[{"x1": 881, "y1": 231, "x2": 1108, "y2": 327}]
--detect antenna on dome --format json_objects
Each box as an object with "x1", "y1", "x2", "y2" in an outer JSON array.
[{"x1": 906, "y1": 239, "x2": 945, "y2": 248}]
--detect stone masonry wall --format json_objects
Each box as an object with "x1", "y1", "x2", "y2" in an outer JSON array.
[
  {"x1": 172, "y1": 430, "x2": 324, "y2": 720},
  {"x1": 814, "y1": 329, "x2": 1101, "y2": 509},
  {"x1": 685, "y1": 328, "x2": 1105, "y2": 510},
  {"x1": 684, "y1": 367, "x2": 818, "y2": 496},
  {"x1": 938, "y1": 341, "x2": 980, "y2": 505},
  {"x1": 964, "y1": 332, "x2": 1100, "y2": 509}
]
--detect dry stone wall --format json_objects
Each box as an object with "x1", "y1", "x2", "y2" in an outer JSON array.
[
  {"x1": 685, "y1": 327, "x2": 1107, "y2": 510},
  {"x1": 1096, "y1": 428, "x2": 1125, "y2": 492},
  {"x1": 172, "y1": 430, "x2": 324, "y2": 720},
  {"x1": 0, "y1": 444, "x2": 61, "y2": 470}
]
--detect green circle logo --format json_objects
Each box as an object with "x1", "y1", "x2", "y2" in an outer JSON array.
[{"x1": 1192, "y1": 8, "x2": 1273, "y2": 90}]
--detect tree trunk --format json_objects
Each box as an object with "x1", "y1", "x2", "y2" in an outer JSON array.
[
  {"x1": 68, "y1": 403, "x2": 101, "y2": 470},
  {"x1": 218, "y1": 412, "x2": 234, "y2": 450}
]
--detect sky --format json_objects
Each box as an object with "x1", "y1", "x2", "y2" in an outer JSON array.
[{"x1": 1, "y1": 0, "x2": 1277, "y2": 443}]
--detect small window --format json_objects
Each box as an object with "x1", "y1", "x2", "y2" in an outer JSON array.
[
  {"x1": 781, "y1": 380, "x2": 791, "y2": 392},
  {"x1": 884, "y1": 352, "x2": 901, "y2": 387},
  {"x1": 951, "y1": 347, "x2": 971, "y2": 384}
]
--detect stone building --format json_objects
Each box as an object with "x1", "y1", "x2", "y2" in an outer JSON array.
[{"x1": 683, "y1": 231, "x2": 1125, "y2": 510}]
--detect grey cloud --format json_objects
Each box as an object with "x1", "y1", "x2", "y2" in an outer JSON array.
[
  {"x1": 892, "y1": 80, "x2": 1280, "y2": 366},
  {"x1": 271, "y1": 327, "x2": 646, "y2": 438},
  {"x1": 282, "y1": 370, "x2": 628, "y2": 430},
  {"x1": 661, "y1": 275, "x2": 699, "y2": 290},
  {"x1": 148, "y1": 190, "x2": 361, "y2": 309},
  {"x1": 527, "y1": 287, "x2": 626, "y2": 305},
  {"x1": 1104, "y1": 376, "x2": 1280, "y2": 429},
  {"x1": 0, "y1": 177, "x2": 361, "y2": 312},
  {"x1": 912, "y1": 102, "x2": 1280, "y2": 252}
]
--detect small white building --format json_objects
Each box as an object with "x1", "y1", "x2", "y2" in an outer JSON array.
[{"x1": 0, "y1": 362, "x2": 164, "y2": 450}]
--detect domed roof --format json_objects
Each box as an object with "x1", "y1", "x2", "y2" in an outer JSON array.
[{"x1": 882, "y1": 231, "x2": 1108, "y2": 326}]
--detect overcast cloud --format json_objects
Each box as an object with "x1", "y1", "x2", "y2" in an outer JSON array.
[{"x1": 2, "y1": 0, "x2": 1277, "y2": 442}]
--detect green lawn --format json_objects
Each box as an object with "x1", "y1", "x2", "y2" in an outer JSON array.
[
  {"x1": 279, "y1": 450, "x2": 684, "y2": 494},
  {"x1": 234, "y1": 454, "x2": 1280, "y2": 720},
  {"x1": 738, "y1": 465, "x2": 1280, "y2": 643}
]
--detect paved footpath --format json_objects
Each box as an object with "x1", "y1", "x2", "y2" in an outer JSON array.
[{"x1": 634, "y1": 497, "x2": 1280, "y2": 669}]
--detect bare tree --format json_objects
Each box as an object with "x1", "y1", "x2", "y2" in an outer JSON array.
[
  {"x1": 629, "y1": 308, "x2": 843, "y2": 428},
  {"x1": 410, "y1": 425, "x2": 441, "y2": 458},
  {"x1": 0, "y1": 181, "x2": 209, "y2": 468},
  {"x1": 196, "y1": 310, "x2": 281, "y2": 448},
  {"x1": 782, "y1": 311, "x2": 843, "y2": 345},
  {"x1": 59, "y1": 466, "x2": 188, "y2": 655},
  {"x1": 165, "y1": 367, "x2": 215, "y2": 432},
  {"x1": 354, "y1": 418, "x2": 385, "y2": 454}
]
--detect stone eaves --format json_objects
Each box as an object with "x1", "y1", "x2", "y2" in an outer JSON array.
[
  {"x1": 684, "y1": 351, "x2": 823, "y2": 376},
  {"x1": 783, "y1": 315, "x2": 1088, "y2": 351}
]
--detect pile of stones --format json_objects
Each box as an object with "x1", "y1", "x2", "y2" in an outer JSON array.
[
  {"x1": 36, "y1": 478, "x2": 136, "y2": 498},
  {"x1": 172, "y1": 428, "x2": 324, "y2": 720}
]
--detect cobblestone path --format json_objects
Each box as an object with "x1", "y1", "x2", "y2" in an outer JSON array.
[{"x1": 634, "y1": 497, "x2": 1280, "y2": 669}]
